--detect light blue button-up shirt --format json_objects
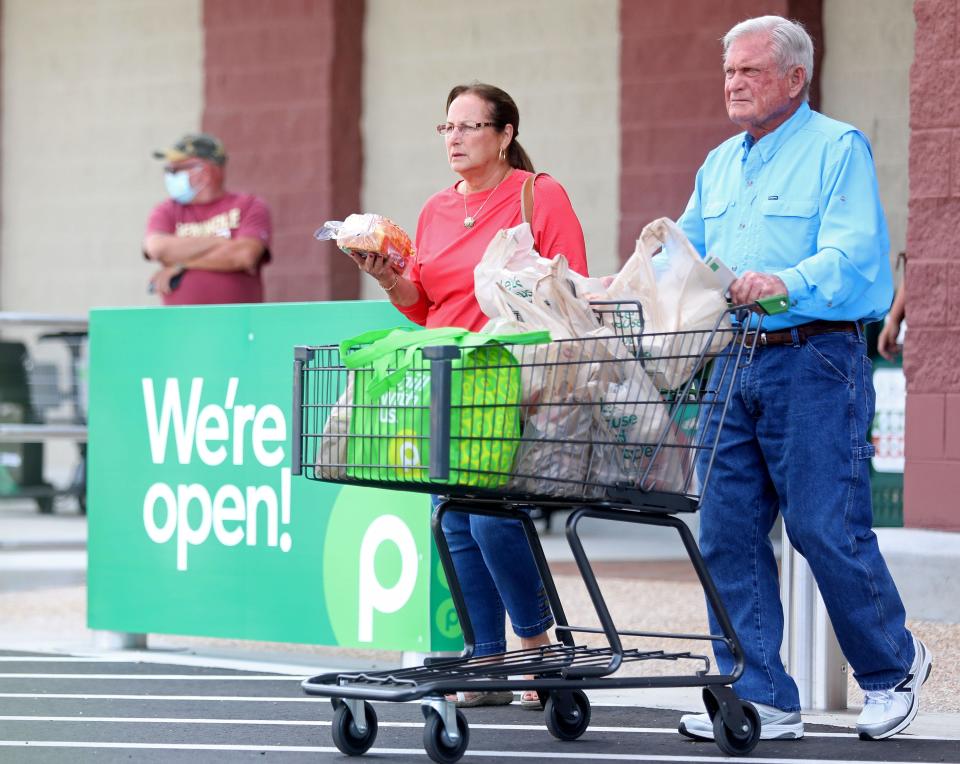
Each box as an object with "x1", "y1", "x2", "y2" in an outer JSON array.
[{"x1": 676, "y1": 101, "x2": 893, "y2": 331}]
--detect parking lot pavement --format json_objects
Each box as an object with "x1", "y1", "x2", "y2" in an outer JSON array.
[
  {"x1": 4, "y1": 501, "x2": 960, "y2": 761},
  {"x1": 2, "y1": 649, "x2": 959, "y2": 764}
]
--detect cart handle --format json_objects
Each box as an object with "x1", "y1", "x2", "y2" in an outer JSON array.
[
  {"x1": 727, "y1": 293, "x2": 789, "y2": 320},
  {"x1": 755, "y1": 294, "x2": 789, "y2": 315}
]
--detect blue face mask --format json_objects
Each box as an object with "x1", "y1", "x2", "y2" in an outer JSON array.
[{"x1": 164, "y1": 170, "x2": 199, "y2": 204}]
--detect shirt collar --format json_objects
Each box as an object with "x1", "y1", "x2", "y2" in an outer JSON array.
[{"x1": 740, "y1": 101, "x2": 813, "y2": 162}]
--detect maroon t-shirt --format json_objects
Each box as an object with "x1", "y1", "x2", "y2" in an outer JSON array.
[{"x1": 145, "y1": 192, "x2": 272, "y2": 305}]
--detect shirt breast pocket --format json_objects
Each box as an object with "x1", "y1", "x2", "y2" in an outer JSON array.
[
  {"x1": 702, "y1": 199, "x2": 732, "y2": 252},
  {"x1": 760, "y1": 198, "x2": 819, "y2": 257}
]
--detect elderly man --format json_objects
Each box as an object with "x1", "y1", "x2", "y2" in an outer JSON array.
[
  {"x1": 675, "y1": 16, "x2": 930, "y2": 742},
  {"x1": 144, "y1": 133, "x2": 272, "y2": 305}
]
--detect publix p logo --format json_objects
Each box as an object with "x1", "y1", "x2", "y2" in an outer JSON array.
[
  {"x1": 358, "y1": 515, "x2": 418, "y2": 642},
  {"x1": 323, "y1": 486, "x2": 430, "y2": 650}
]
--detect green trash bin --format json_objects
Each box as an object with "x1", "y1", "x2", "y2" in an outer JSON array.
[{"x1": 871, "y1": 469, "x2": 904, "y2": 527}]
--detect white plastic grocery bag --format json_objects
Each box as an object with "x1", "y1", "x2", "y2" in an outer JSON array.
[
  {"x1": 314, "y1": 372, "x2": 353, "y2": 480},
  {"x1": 474, "y1": 224, "x2": 606, "y2": 320},
  {"x1": 587, "y1": 367, "x2": 693, "y2": 495},
  {"x1": 606, "y1": 218, "x2": 730, "y2": 389}
]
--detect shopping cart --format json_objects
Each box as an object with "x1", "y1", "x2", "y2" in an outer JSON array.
[{"x1": 291, "y1": 296, "x2": 787, "y2": 762}]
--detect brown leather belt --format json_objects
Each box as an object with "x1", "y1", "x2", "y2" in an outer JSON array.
[{"x1": 747, "y1": 320, "x2": 861, "y2": 347}]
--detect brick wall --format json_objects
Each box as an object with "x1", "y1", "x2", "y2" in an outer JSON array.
[
  {"x1": 203, "y1": 0, "x2": 363, "y2": 302},
  {"x1": 904, "y1": 0, "x2": 960, "y2": 530},
  {"x1": 618, "y1": 0, "x2": 822, "y2": 257}
]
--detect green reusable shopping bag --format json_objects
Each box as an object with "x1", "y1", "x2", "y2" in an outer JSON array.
[{"x1": 340, "y1": 326, "x2": 550, "y2": 488}]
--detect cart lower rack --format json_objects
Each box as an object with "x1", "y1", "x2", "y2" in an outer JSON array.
[{"x1": 291, "y1": 300, "x2": 786, "y2": 761}]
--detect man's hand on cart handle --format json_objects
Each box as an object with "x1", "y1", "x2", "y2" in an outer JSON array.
[{"x1": 729, "y1": 271, "x2": 787, "y2": 306}]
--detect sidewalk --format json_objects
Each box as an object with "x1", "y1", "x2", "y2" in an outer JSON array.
[{"x1": 2, "y1": 500, "x2": 959, "y2": 739}]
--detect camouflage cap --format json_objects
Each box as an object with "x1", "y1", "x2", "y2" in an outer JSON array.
[{"x1": 153, "y1": 132, "x2": 227, "y2": 165}]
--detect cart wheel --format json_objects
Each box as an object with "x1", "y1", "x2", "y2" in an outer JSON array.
[
  {"x1": 711, "y1": 700, "x2": 760, "y2": 756},
  {"x1": 331, "y1": 701, "x2": 378, "y2": 756},
  {"x1": 422, "y1": 708, "x2": 469, "y2": 764},
  {"x1": 544, "y1": 689, "x2": 591, "y2": 741},
  {"x1": 36, "y1": 496, "x2": 54, "y2": 514}
]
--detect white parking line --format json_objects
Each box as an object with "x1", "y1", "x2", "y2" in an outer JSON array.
[
  {"x1": 0, "y1": 657, "x2": 104, "y2": 662},
  {"x1": 0, "y1": 673, "x2": 305, "y2": 680},
  {"x1": 0, "y1": 652, "x2": 323, "y2": 676},
  {"x1": 0, "y1": 741, "x2": 954, "y2": 763},
  {"x1": 0, "y1": 715, "x2": 955, "y2": 741},
  {"x1": 0, "y1": 716, "x2": 334, "y2": 726},
  {"x1": 0, "y1": 693, "x2": 316, "y2": 702}
]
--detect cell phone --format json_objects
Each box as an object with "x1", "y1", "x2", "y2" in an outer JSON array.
[{"x1": 147, "y1": 270, "x2": 185, "y2": 294}]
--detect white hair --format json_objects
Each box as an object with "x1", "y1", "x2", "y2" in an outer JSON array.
[{"x1": 723, "y1": 16, "x2": 814, "y2": 101}]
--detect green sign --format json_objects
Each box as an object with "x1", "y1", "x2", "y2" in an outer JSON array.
[{"x1": 87, "y1": 301, "x2": 462, "y2": 651}]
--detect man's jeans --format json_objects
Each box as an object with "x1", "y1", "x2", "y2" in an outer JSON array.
[
  {"x1": 434, "y1": 496, "x2": 554, "y2": 657},
  {"x1": 697, "y1": 329, "x2": 913, "y2": 712}
]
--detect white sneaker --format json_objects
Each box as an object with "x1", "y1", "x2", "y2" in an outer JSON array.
[
  {"x1": 857, "y1": 635, "x2": 933, "y2": 741},
  {"x1": 678, "y1": 702, "x2": 803, "y2": 741}
]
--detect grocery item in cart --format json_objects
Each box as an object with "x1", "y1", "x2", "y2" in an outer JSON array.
[
  {"x1": 325, "y1": 325, "x2": 550, "y2": 489},
  {"x1": 606, "y1": 218, "x2": 730, "y2": 389},
  {"x1": 485, "y1": 262, "x2": 632, "y2": 496},
  {"x1": 482, "y1": 256, "x2": 698, "y2": 496},
  {"x1": 314, "y1": 372, "x2": 353, "y2": 480},
  {"x1": 315, "y1": 213, "x2": 414, "y2": 274},
  {"x1": 587, "y1": 370, "x2": 693, "y2": 494},
  {"x1": 474, "y1": 223, "x2": 606, "y2": 319},
  {"x1": 509, "y1": 379, "x2": 597, "y2": 497}
]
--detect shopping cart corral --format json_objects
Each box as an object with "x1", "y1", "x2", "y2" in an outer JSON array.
[
  {"x1": 291, "y1": 297, "x2": 787, "y2": 762},
  {"x1": 0, "y1": 313, "x2": 87, "y2": 514}
]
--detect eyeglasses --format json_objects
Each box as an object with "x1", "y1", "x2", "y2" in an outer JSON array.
[{"x1": 436, "y1": 121, "x2": 496, "y2": 136}]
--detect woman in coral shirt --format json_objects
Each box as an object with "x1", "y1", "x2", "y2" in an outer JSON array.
[{"x1": 349, "y1": 82, "x2": 588, "y2": 708}]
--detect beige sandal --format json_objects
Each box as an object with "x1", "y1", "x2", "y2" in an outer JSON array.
[{"x1": 519, "y1": 689, "x2": 544, "y2": 709}]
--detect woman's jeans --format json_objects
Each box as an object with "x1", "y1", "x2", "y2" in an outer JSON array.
[
  {"x1": 433, "y1": 496, "x2": 554, "y2": 657},
  {"x1": 697, "y1": 330, "x2": 913, "y2": 712}
]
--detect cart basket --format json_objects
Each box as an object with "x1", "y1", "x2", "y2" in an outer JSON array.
[{"x1": 292, "y1": 301, "x2": 780, "y2": 512}]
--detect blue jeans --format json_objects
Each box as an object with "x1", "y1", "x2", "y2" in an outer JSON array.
[
  {"x1": 433, "y1": 496, "x2": 554, "y2": 657},
  {"x1": 697, "y1": 329, "x2": 913, "y2": 712}
]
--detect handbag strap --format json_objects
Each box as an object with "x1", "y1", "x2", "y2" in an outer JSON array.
[{"x1": 520, "y1": 172, "x2": 547, "y2": 225}]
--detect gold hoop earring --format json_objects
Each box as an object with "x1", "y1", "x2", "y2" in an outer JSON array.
[{"x1": 499, "y1": 147, "x2": 506, "y2": 162}]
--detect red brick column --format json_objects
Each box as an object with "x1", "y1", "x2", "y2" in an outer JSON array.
[
  {"x1": 618, "y1": 0, "x2": 821, "y2": 258},
  {"x1": 903, "y1": 0, "x2": 960, "y2": 530},
  {"x1": 203, "y1": 0, "x2": 363, "y2": 302}
]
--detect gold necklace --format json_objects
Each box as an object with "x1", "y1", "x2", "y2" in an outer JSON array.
[{"x1": 462, "y1": 169, "x2": 511, "y2": 228}]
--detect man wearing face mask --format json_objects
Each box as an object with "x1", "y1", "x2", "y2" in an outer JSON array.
[{"x1": 143, "y1": 133, "x2": 272, "y2": 305}]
